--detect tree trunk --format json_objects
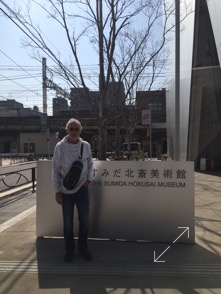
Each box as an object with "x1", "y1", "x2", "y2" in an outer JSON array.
[{"x1": 99, "y1": 126, "x2": 106, "y2": 160}]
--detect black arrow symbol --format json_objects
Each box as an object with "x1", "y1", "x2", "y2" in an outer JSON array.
[{"x1": 154, "y1": 227, "x2": 190, "y2": 262}]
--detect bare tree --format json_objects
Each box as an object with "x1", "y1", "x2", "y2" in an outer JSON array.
[{"x1": 0, "y1": 0, "x2": 192, "y2": 159}]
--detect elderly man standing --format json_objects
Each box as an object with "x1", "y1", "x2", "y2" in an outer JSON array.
[{"x1": 52, "y1": 118, "x2": 93, "y2": 262}]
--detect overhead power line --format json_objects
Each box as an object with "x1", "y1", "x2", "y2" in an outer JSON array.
[
  {"x1": 0, "y1": 49, "x2": 42, "y2": 84},
  {"x1": 0, "y1": 75, "x2": 41, "y2": 82}
]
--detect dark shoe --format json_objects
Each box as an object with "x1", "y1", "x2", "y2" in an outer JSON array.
[
  {"x1": 79, "y1": 250, "x2": 92, "y2": 260},
  {"x1": 64, "y1": 252, "x2": 73, "y2": 263}
]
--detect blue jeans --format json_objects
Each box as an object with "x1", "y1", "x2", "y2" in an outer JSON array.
[{"x1": 62, "y1": 186, "x2": 89, "y2": 254}]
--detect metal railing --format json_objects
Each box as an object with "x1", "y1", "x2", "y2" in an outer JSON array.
[{"x1": 0, "y1": 166, "x2": 36, "y2": 193}]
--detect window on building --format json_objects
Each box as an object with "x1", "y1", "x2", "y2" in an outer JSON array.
[{"x1": 148, "y1": 102, "x2": 163, "y2": 112}]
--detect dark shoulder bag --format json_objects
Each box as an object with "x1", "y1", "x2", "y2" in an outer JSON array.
[{"x1": 63, "y1": 143, "x2": 84, "y2": 190}]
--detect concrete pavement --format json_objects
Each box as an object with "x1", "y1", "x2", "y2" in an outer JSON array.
[{"x1": 0, "y1": 171, "x2": 220, "y2": 293}]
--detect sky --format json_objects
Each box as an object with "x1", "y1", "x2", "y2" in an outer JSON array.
[
  {"x1": 0, "y1": 0, "x2": 169, "y2": 116},
  {"x1": 0, "y1": 0, "x2": 100, "y2": 116},
  {"x1": 0, "y1": 13, "x2": 49, "y2": 113}
]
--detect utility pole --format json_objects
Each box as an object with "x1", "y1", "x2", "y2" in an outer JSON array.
[
  {"x1": 42, "y1": 57, "x2": 70, "y2": 132},
  {"x1": 97, "y1": 0, "x2": 106, "y2": 160},
  {"x1": 175, "y1": 0, "x2": 180, "y2": 161},
  {"x1": 42, "y1": 57, "x2": 47, "y2": 115},
  {"x1": 42, "y1": 57, "x2": 70, "y2": 115},
  {"x1": 42, "y1": 57, "x2": 48, "y2": 131}
]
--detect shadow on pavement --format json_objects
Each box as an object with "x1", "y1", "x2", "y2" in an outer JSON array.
[{"x1": 36, "y1": 238, "x2": 221, "y2": 294}]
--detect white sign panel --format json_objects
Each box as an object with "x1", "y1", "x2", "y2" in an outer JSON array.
[
  {"x1": 36, "y1": 160, "x2": 195, "y2": 243},
  {"x1": 142, "y1": 109, "x2": 151, "y2": 125}
]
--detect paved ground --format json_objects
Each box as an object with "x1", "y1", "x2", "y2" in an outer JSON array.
[
  {"x1": 0, "y1": 164, "x2": 220, "y2": 293},
  {"x1": 0, "y1": 189, "x2": 36, "y2": 225}
]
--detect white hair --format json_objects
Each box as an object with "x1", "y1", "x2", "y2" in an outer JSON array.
[{"x1": 65, "y1": 118, "x2": 82, "y2": 130}]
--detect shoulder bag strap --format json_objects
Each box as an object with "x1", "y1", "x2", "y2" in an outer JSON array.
[{"x1": 79, "y1": 143, "x2": 84, "y2": 159}]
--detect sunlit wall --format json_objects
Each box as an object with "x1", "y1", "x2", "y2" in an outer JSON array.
[{"x1": 166, "y1": 0, "x2": 221, "y2": 168}]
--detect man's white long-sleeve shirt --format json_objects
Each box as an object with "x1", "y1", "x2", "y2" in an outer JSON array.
[{"x1": 51, "y1": 136, "x2": 93, "y2": 194}]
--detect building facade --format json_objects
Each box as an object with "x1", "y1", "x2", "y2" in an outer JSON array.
[
  {"x1": 53, "y1": 96, "x2": 69, "y2": 116},
  {"x1": 166, "y1": 0, "x2": 221, "y2": 168},
  {"x1": 0, "y1": 99, "x2": 42, "y2": 117},
  {"x1": 0, "y1": 89, "x2": 166, "y2": 157}
]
